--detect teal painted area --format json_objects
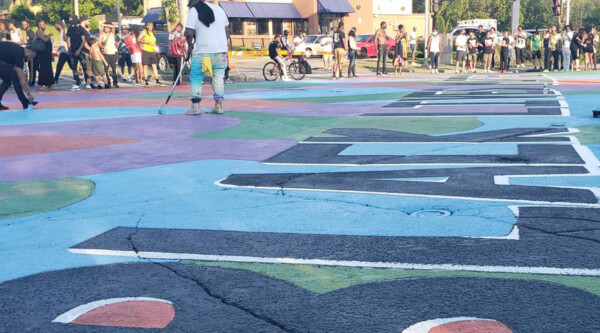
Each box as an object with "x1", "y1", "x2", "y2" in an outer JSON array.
[
  {"x1": 340, "y1": 143, "x2": 518, "y2": 156},
  {"x1": 0, "y1": 160, "x2": 518, "y2": 283},
  {"x1": 510, "y1": 176, "x2": 600, "y2": 187}
]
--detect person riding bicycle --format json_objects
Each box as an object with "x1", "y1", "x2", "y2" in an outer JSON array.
[{"x1": 269, "y1": 34, "x2": 291, "y2": 81}]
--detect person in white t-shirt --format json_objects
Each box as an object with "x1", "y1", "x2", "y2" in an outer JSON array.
[
  {"x1": 455, "y1": 30, "x2": 468, "y2": 73},
  {"x1": 409, "y1": 26, "x2": 420, "y2": 65},
  {"x1": 184, "y1": 0, "x2": 229, "y2": 115},
  {"x1": 320, "y1": 32, "x2": 333, "y2": 70},
  {"x1": 507, "y1": 34, "x2": 515, "y2": 71}
]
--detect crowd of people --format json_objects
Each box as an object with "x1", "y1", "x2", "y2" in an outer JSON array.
[
  {"x1": 0, "y1": 0, "x2": 231, "y2": 113},
  {"x1": 453, "y1": 24, "x2": 599, "y2": 74}
]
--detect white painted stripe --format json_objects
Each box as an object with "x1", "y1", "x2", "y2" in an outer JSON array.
[
  {"x1": 299, "y1": 141, "x2": 574, "y2": 145},
  {"x1": 68, "y1": 248, "x2": 600, "y2": 276},
  {"x1": 52, "y1": 297, "x2": 172, "y2": 323},
  {"x1": 262, "y1": 162, "x2": 586, "y2": 167},
  {"x1": 403, "y1": 317, "x2": 499, "y2": 333}
]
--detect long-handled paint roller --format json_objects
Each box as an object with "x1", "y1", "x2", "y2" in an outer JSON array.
[{"x1": 158, "y1": 55, "x2": 190, "y2": 115}]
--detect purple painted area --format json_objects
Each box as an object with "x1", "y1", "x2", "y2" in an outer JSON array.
[
  {"x1": 3, "y1": 90, "x2": 152, "y2": 103},
  {"x1": 0, "y1": 114, "x2": 296, "y2": 182}
]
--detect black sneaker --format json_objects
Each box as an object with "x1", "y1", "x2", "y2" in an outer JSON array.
[
  {"x1": 96, "y1": 85, "x2": 104, "y2": 90},
  {"x1": 104, "y1": 84, "x2": 111, "y2": 89},
  {"x1": 113, "y1": 83, "x2": 119, "y2": 88},
  {"x1": 0, "y1": 103, "x2": 8, "y2": 111}
]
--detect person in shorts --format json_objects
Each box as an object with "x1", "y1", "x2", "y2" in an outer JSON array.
[
  {"x1": 467, "y1": 31, "x2": 481, "y2": 73},
  {"x1": 483, "y1": 31, "x2": 494, "y2": 73},
  {"x1": 531, "y1": 30, "x2": 543, "y2": 71},
  {"x1": 320, "y1": 32, "x2": 333, "y2": 70},
  {"x1": 124, "y1": 26, "x2": 143, "y2": 83},
  {"x1": 332, "y1": 22, "x2": 347, "y2": 79},
  {"x1": 409, "y1": 26, "x2": 419, "y2": 65},
  {"x1": 455, "y1": 29, "x2": 468, "y2": 73},
  {"x1": 138, "y1": 21, "x2": 163, "y2": 87},
  {"x1": 88, "y1": 37, "x2": 109, "y2": 89}
]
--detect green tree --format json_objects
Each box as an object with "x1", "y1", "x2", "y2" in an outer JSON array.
[{"x1": 10, "y1": 1, "x2": 35, "y2": 22}]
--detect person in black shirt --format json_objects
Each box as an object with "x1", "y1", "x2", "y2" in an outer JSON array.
[
  {"x1": 268, "y1": 34, "x2": 290, "y2": 81},
  {"x1": 476, "y1": 25, "x2": 485, "y2": 62},
  {"x1": 66, "y1": 15, "x2": 89, "y2": 90},
  {"x1": 0, "y1": 41, "x2": 37, "y2": 110},
  {"x1": 332, "y1": 22, "x2": 347, "y2": 79},
  {"x1": 500, "y1": 30, "x2": 510, "y2": 73}
]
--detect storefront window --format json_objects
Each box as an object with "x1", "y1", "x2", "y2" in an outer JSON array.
[
  {"x1": 272, "y1": 19, "x2": 283, "y2": 35},
  {"x1": 318, "y1": 14, "x2": 342, "y2": 34},
  {"x1": 230, "y1": 19, "x2": 243, "y2": 35},
  {"x1": 257, "y1": 19, "x2": 269, "y2": 35},
  {"x1": 246, "y1": 21, "x2": 257, "y2": 35}
]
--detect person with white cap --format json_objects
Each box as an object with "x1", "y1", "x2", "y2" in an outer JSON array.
[
  {"x1": 409, "y1": 25, "x2": 420, "y2": 65},
  {"x1": 184, "y1": 0, "x2": 229, "y2": 115}
]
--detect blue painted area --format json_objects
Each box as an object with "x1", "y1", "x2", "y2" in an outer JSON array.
[
  {"x1": 510, "y1": 176, "x2": 600, "y2": 187},
  {"x1": 0, "y1": 107, "x2": 186, "y2": 126},
  {"x1": 340, "y1": 143, "x2": 518, "y2": 156},
  {"x1": 0, "y1": 159, "x2": 518, "y2": 283},
  {"x1": 227, "y1": 86, "x2": 407, "y2": 100}
]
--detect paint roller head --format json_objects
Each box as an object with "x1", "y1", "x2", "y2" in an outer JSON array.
[{"x1": 158, "y1": 105, "x2": 167, "y2": 115}]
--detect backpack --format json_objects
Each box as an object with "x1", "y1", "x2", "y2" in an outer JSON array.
[
  {"x1": 302, "y1": 59, "x2": 312, "y2": 74},
  {"x1": 31, "y1": 38, "x2": 46, "y2": 52}
]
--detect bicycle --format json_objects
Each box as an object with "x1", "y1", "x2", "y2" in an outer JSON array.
[{"x1": 263, "y1": 54, "x2": 306, "y2": 81}]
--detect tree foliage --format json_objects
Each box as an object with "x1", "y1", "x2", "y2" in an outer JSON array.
[
  {"x1": 10, "y1": 0, "x2": 35, "y2": 22},
  {"x1": 38, "y1": 0, "x2": 143, "y2": 23}
]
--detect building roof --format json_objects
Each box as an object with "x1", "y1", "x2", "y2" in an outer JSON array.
[
  {"x1": 220, "y1": 1, "x2": 302, "y2": 19},
  {"x1": 317, "y1": 0, "x2": 355, "y2": 14},
  {"x1": 141, "y1": 7, "x2": 165, "y2": 23},
  {"x1": 219, "y1": 1, "x2": 254, "y2": 19},
  {"x1": 246, "y1": 2, "x2": 302, "y2": 19}
]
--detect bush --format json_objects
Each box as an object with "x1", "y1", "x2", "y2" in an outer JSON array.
[{"x1": 11, "y1": 1, "x2": 35, "y2": 23}]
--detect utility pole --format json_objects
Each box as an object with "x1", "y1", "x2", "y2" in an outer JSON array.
[
  {"x1": 74, "y1": 0, "x2": 79, "y2": 17},
  {"x1": 116, "y1": 0, "x2": 122, "y2": 31},
  {"x1": 177, "y1": 0, "x2": 188, "y2": 26},
  {"x1": 511, "y1": 0, "x2": 520, "y2": 34},
  {"x1": 566, "y1": 0, "x2": 571, "y2": 26},
  {"x1": 424, "y1": 0, "x2": 430, "y2": 65}
]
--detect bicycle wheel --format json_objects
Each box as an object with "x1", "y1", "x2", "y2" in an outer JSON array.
[
  {"x1": 263, "y1": 62, "x2": 279, "y2": 81},
  {"x1": 288, "y1": 60, "x2": 306, "y2": 80}
]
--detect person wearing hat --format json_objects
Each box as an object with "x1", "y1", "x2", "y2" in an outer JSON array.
[
  {"x1": 66, "y1": 15, "x2": 88, "y2": 91},
  {"x1": 117, "y1": 25, "x2": 133, "y2": 82},
  {"x1": 99, "y1": 21, "x2": 119, "y2": 88}
]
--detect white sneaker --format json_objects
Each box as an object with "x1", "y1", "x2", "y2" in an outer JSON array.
[
  {"x1": 435, "y1": 69, "x2": 439, "y2": 74},
  {"x1": 431, "y1": 69, "x2": 435, "y2": 74},
  {"x1": 70, "y1": 84, "x2": 81, "y2": 91},
  {"x1": 213, "y1": 103, "x2": 224, "y2": 114},
  {"x1": 225, "y1": 78, "x2": 234, "y2": 84},
  {"x1": 185, "y1": 103, "x2": 201, "y2": 115},
  {"x1": 85, "y1": 84, "x2": 91, "y2": 90}
]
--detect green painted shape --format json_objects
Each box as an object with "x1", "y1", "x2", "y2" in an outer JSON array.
[
  {"x1": 0, "y1": 178, "x2": 94, "y2": 221},
  {"x1": 571, "y1": 125, "x2": 600, "y2": 144},
  {"x1": 182, "y1": 261, "x2": 600, "y2": 296},
  {"x1": 267, "y1": 92, "x2": 411, "y2": 104},
  {"x1": 193, "y1": 112, "x2": 482, "y2": 141}
]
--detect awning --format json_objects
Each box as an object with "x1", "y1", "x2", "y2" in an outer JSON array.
[
  {"x1": 219, "y1": 1, "x2": 254, "y2": 19},
  {"x1": 317, "y1": 0, "x2": 355, "y2": 14},
  {"x1": 141, "y1": 7, "x2": 165, "y2": 23},
  {"x1": 220, "y1": 1, "x2": 302, "y2": 19},
  {"x1": 246, "y1": 3, "x2": 302, "y2": 19}
]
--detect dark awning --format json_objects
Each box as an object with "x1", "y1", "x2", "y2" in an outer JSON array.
[
  {"x1": 246, "y1": 3, "x2": 302, "y2": 19},
  {"x1": 317, "y1": 0, "x2": 355, "y2": 14},
  {"x1": 219, "y1": 1, "x2": 254, "y2": 19},
  {"x1": 142, "y1": 7, "x2": 165, "y2": 23},
  {"x1": 220, "y1": 2, "x2": 302, "y2": 19}
]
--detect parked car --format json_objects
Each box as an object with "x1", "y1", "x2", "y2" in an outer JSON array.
[
  {"x1": 304, "y1": 34, "x2": 325, "y2": 58},
  {"x1": 356, "y1": 34, "x2": 395, "y2": 59}
]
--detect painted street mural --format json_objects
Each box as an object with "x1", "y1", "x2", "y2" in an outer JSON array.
[{"x1": 1, "y1": 73, "x2": 600, "y2": 332}]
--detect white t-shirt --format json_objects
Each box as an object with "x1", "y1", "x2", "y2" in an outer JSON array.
[
  {"x1": 455, "y1": 35, "x2": 467, "y2": 52},
  {"x1": 320, "y1": 36, "x2": 332, "y2": 53},
  {"x1": 293, "y1": 36, "x2": 305, "y2": 52},
  {"x1": 516, "y1": 32, "x2": 527, "y2": 48},
  {"x1": 429, "y1": 35, "x2": 440, "y2": 53},
  {"x1": 563, "y1": 31, "x2": 573, "y2": 49},
  {"x1": 410, "y1": 31, "x2": 417, "y2": 45},
  {"x1": 186, "y1": 3, "x2": 229, "y2": 54},
  {"x1": 508, "y1": 35, "x2": 515, "y2": 51}
]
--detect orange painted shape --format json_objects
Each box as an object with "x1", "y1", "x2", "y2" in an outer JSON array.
[
  {"x1": 71, "y1": 300, "x2": 175, "y2": 329},
  {"x1": 430, "y1": 320, "x2": 512, "y2": 333},
  {"x1": 0, "y1": 135, "x2": 138, "y2": 158}
]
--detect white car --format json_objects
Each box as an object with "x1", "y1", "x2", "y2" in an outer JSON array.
[{"x1": 304, "y1": 34, "x2": 325, "y2": 58}]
